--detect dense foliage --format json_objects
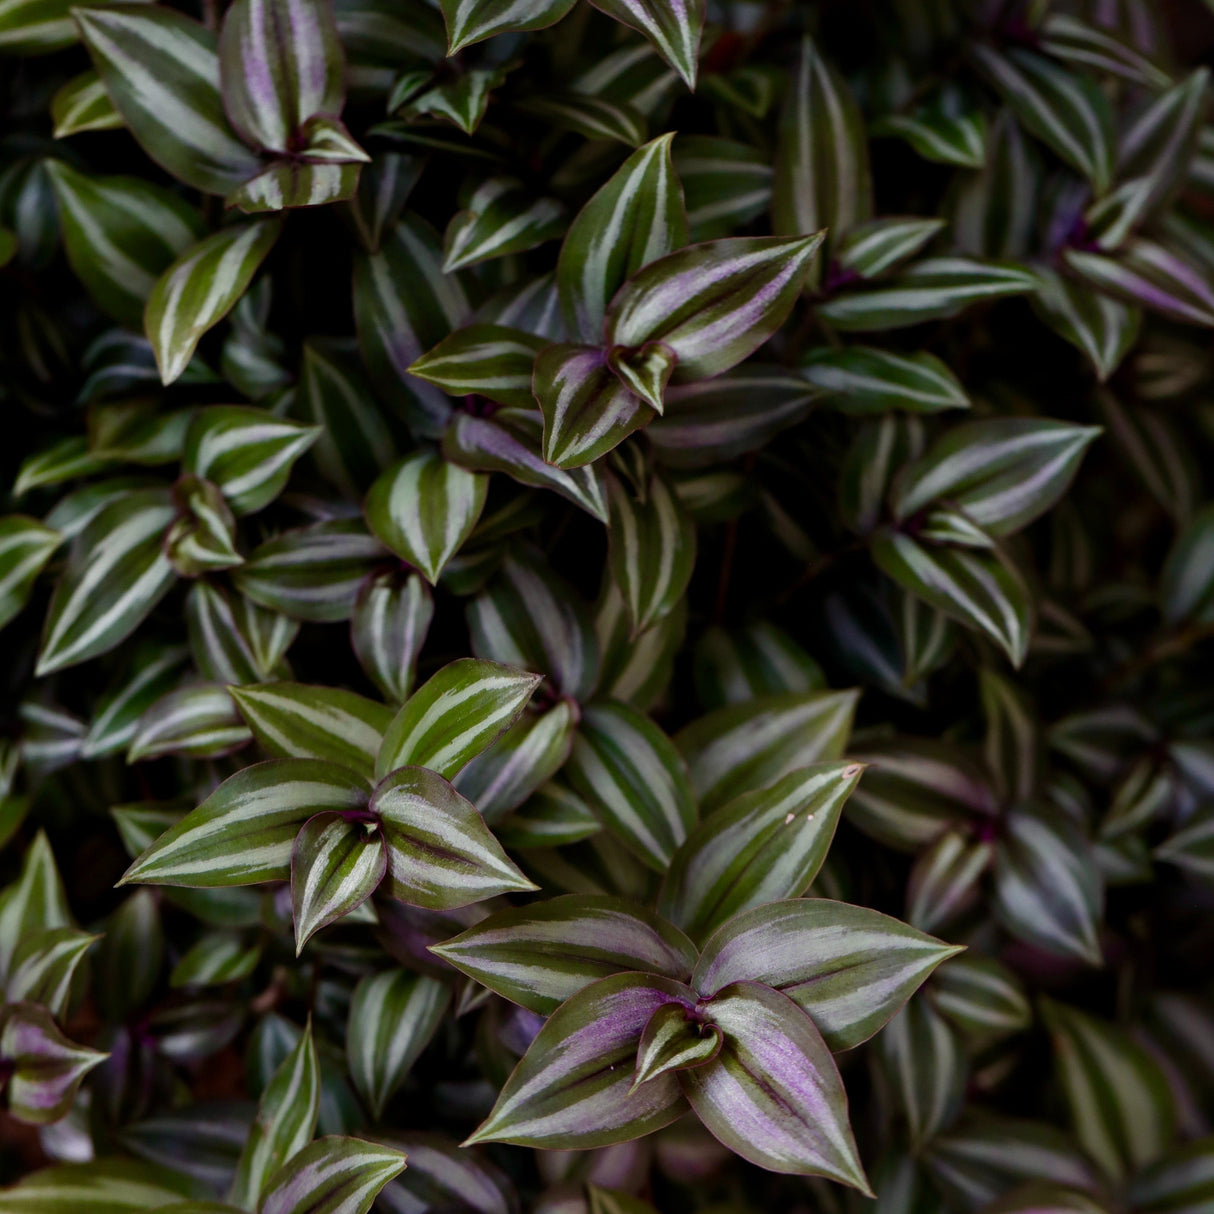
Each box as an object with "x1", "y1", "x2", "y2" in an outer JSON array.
[{"x1": 2, "y1": 0, "x2": 1214, "y2": 1211}]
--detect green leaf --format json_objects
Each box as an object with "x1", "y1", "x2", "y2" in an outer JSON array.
[
  {"x1": 0, "y1": 1002, "x2": 108, "y2": 1125},
  {"x1": 1161, "y1": 502, "x2": 1214, "y2": 623},
  {"x1": 51, "y1": 70, "x2": 122, "y2": 136},
  {"x1": 0, "y1": 516, "x2": 60, "y2": 633},
  {"x1": 37, "y1": 489, "x2": 176, "y2": 676},
  {"x1": 187, "y1": 582, "x2": 298, "y2": 685},
  {"x1": 498, "y1": 779, "x2": 602, "y2": 849},
  {"x1": 346, "y1": 970, "x2": 449, "y2": 1118},
  {"x1": 774, "y1": 37, "x2": 871, "y2": 259},
  {"x1": 931, "y1": 952, "x2": 1031, "y2": 1042},
  {"x1": 231, "y1": 683, "x2": 392, "y2": 780},
  {"x1": 5, "y1": 928, "x2": 97, "y2": 1018},
  {"x1": 81, "y1": 645, "x2": 186, "y2": 758},
  {"x1": 836, "y1": 217, "x2": 945, "y2": 280},
  {"x1": 872, "y1": 532, "x2": 1034, "y2": 668},
  {"x1": 443, "y1": 178, "x2": 565, "y2": 272},
  {"x1": 802, "y1": 347, "x2": 968, "y2": 414},
  {"x1": 372, "y1": 765, "x2": 535, "y2": 907},
  {"x1": 145, "y1": 220, "x2": 282, "y2": 385},
  {"x1": 566, "y1": 699, "x2": 696, "y2": 871},
  {"x1": 127, "y1": 684, "x2": 252, "y2": 761},
  {"x1": 684, "y1": 981, "x2": 870, "y2": 1187},
  {"x1": 230, "y1": 1021, "x2": 320, "y2": 1210},
  {"x1": 445, "y1": 408, "x2": 610, "y2": 521},
  {"x1": 0, "y1": 832, "x2": 72, "y2": 987},
  {"x1": 892, "y1": 419, "x2": 1100, "y2": 537},
  {"x1": 693, "y1": 898, "x2": 961, "y2": 1051},
  {"x1": 0, "y1": 1160, "x2": 198, "y2": 1213},
  {"x1": 218, "y1": 0, "x2": 346, "y2": 155},
  {"x1": 604, "y1": 235, "x2": 824, "y2": 382},
  {"x1": 351, "y1": 570, "x2": 432, "y2": 704},
  {"x1": 632, "y1": 1001, "x2": 720, "y2": 1088},
  {"x1": 291, "y1": 813, "x2": 386, "y2": 950},
  {"x1": 973, "y1": 45, "x2": 1115, "y2": 192},
  {"x1": 1038, "y1": 12, "x2": 1172, "y2": 88},
  {"x1": 1156, "y1": 806, "x2": 1214, "y2": 882},
  {"x1": 658, "y1": 762, "x2": 863, "y2": 945},
  {"x1": 121, "y1": 759, "x2": 369, "y2": 887},
  {"x1": 675, "y1": 135, "x2": 772, "y2": 241},
  {"x1": 587, "y1": 0, "x2": 703, "y2": 91},
  {"x1": 906, "y1": 830, "x2": 992, "y2": 935},
  {"x1": 74, "y1": 4, "x2": 260, "y2": 194},
  {"x1": 438, "y1": 0, "x2": 576, "y2": 53},
  {"x1": 431, "y1": 894, "x2": 696, "y2": 1014},
  {"x1": 606, "y1": 471, "x2": 695, "y2": 633},
  {"x1": 466, "y1": 972, "x2": 693, "y2": 1148},
  {"x1": 1041, "y1": 998, "x2": 1175, "y2": 1183},
  {"x1": 1031, "y1": 270, "x2": 1141, "y2": 382},
  {"x1": 675, "y1": 688, "x2": 858, "y2": 813},
  {"x1": 694, "y1": 622, "x2": 825, "y2": 710},
  {"x1": 45, "y1": 161, "x2": 203, "y2": 327},
  {"x1": 519, "y1": 93, "x2": 646, "y2": 146},
  {"x1": 169, "y1": 930, "x2": 260, "y2": 988},
  {"x1": 183, "y1": 406, "x2": 321, "y2": 516},
  {"x1": 234, "y1": 520, "x2": 386, "y2": 622},
  {"x1": 258, "y1": 1137, "x2": 406, "y2": 1214},
  {"x1": 557, "y1": 134, "x2": 687, "y2": 343},
  {"x1": 365, "y1": 451, "x2": 488, "y2": 585},
  {"x1": 993, "y1": 806, "x2": 1104, "y2": 965},
  {"x1": 1129, "y1": 1137, "x2": 1214, "y2": 1214},
  {"x1": 817, "y1": 257, "x2": 1039, "y2": 331},
  {"x1": 409, "y1": 324, "x2": 547, "y2": 410},
  {"x1": 163, "y1": 475, "x2": 243, "y2": 577},
  {"x1": 873, "y1": 94, "x2": 988, "y2": 168}
]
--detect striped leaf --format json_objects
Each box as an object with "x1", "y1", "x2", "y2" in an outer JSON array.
[
  {"x1": 906, "y1": 830, "x2": 991, "y2": 934},
  {"x1": 342, "y1": 153, "x2": 421, "y2": 254},
  {"x1": 604, "y1": 234, "x2": 824, "y2": 382},
  {"x1": 400, "y1": 67, "x2": 503, "y2": 135},
  {"x1": 1031, "y1": 270, "x2": 1140, "y2": 381},
  {"x1": 0, "y1": 0, "x2": 76, "y2": 53},
  {"x1": 931, "y1": 952, "x2": 1031, "y2": 1042},
  {"x1": 498, "y1": 780, "x2": 601, "y2": 849},
  {"x1": 218, "y1": 0, "x2": 345, "y2": 155},
  {"x1": 892, "y1": 419, "x2": 1100, "y2": 538},
  {"x1": 0, "y1": 516, "x2": 60, "y2": 632},
  {"x1": 952, "y1": 113, "x2": 1038, "y2": 260},
  {"x1": 230, "y1": 1021, "x2": 320, "y2": 1210},
  {"x1": 693, "y1": 898, "x2": 960, "y2": 1051},
  {"x1": 45, "y1": 161, "x2": 203, "y2": 327},
  {"x1": 291, "y1": 812, "x2": 386, "y2": 950},
  {"x1": 439, "y1": 0, "x2": 576, "y2": 53},
  {"x1": 973, "y1": 45, "x2": 1114, "y2": 192},
  {"x1": 633, "y1": 1002, "x2": 721, "y2": 1088},
  {"x1": 675, "y1": 689, "x2": 858, "y2": 813},
  {"x1": 128, "y1": 684, "x2": 252, "y2": 761},
  {"x1": 145, "y1": 220, "x2": 282, "y2": 385},
  {"x1": 606, "y1": 471, "x2": 695, "y2": 633},
  {"x1": 595, "y1": 578, "x2": 685, "y2": 711},
  {"x1": 1064, "y1": 238, "x2": 1214, "y2": 329},
  {"x1": 353, "y1": 214, "x2": 472, "y2": 439},
  {"x1": 183, "y1": 406, "x2": 321, "y2": 516},
  {"x1": 773, "y1": 36, "x2": 871, "y2": 265},
  {"x1": 346, "y1": 970, "x2": 450, "y2": 1118},
  {"x1": 409, "y1": 324, "x2": 547, "y2": 410},
  {"x1": 0, "y1": 832, "x2": 72, "y2": 986},
  {"x1": 234, "y1": 520, "x2": 386, "y2": 622},
  {"x1": 465, "y1": 972, "x2": 693, "y2": 1148},
  {"x1": 121, "y1": 759, "x2": 369, "y2": 887},
  {"x1": 452, "y1": 701, "x2": 579, "y2": 823},
  {"x1": 802, "y1": 347, "x2": 968, "y2": 415},
  {"x1": 587, "y1": 0, "x2": 703, "y2": 91},
  {"x1": 5, "y1": 928, "x2": 97, "y2": 1018},
  {"x1": 187, "y1": 581, "x2": 299, "y2": 685},
  {"x1": 462, "y1": 550, "x2": 595, "y2": 701},
  {"x1": 74, "y1": 4, "x2": 260, "y2": 194},
  {"x1": 431, "y1": 894, "x2": 695, "y2": 1014},
  {"x1": 51, "y1": 70, "x2": 121, "y2": 136},
  {"x1": 1041, "y1": 998, "x2": 1175, "y2": 1183},
  {"x1": 371, "y1": 765, "x2": 536, "y2": 907},
  {"x1": 1039, "y1": 12, "x2": 1172, "y2": 89},
  {"x1": 557, "y1": 134, "x2": 687, "y2": 343},
  {"x1": 1161, "y1": 503, "x2": 1214, "y2": 623},
  {"x1": 169, "y1": 929, "x2": 260, "y2": 987},
  {"x1": 566, "y1": 700, "x2": 696, "y2": 871},
  {"x1": 259, "y1": 1137, "x2": 406, "y2": 1214},
  {"x1": 0, "y1": 1002, "x2": 108, "y2": 1126},
  {"x1": 659, "y1": 762, "x2": 863, "y2": 945},
  {"x1": 872, "y1": 533, "x2": 1034, "y2": 668},
  {"x1": 0, "y1": 1160, "x2": 203, "y2": 1213},
  {"x1": 693, "y1": 622, "x2": 825, "y2": 710},
  {"x1": 993, "y1": 807, "x2": 1104, "y2": 965},
  {"x1": 1129, "y1": 1137, "x2": 1214, "y2": 1214},
  {"x1": 1155, "y1": 807, "x2": 1214, "y2": 881},
  {"x1": 685, "y1": 982, "x2": 869, "y2": 1188},
  {"x1": 534, "y1": 343, "x2": 655, "y2": 469},
  {"x1": 817, "y1": 257, "x2": 1039, "y2": 331},
  {"x1": 163, "y1": 475, "x2": 242, "y2": 577},
  {"x1": 877, "y1": 996, "x2": 967, "y2": 1149},
  {"x1": 518, "y1": 93, "x2": 646, "y2": 146},
  {"x1": 1097, "y1": 390, "x2": 1195, "y2": 522},
  {"x1": 836, "y1": 217, "x2": 945, "y2": 280},
  {"x1": 365, "y1": 452, "x2": 488, "y2": 585},
  {"x1": 674, "y1": 135, "x2": 772, "y2": 241},
  {"x1": 377, "y1": 658, "x2": 541, "y2": 781},
  {"x1": 445, "y1": 408, "x2": 609, "y2": 521},
  {"x1": 230, "y1": 683, "x2": 392, "y2": 779},
  {"x1": 443, "y1": 178, "x2": 565, "y2": 272},
  {"x1": 36, "y1": 489, "x2": 176, "y2": 677},
  {"x1": 351, "y1": 570, "x2": 433, "y2": 704},
  {"x1": 873, "y1": 97, "x2": 987, "y2": 169}
]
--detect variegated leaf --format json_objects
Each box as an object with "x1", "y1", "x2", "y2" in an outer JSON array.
[
  {"x1": 128, "y1": 684, "x2": 252, "y2": 761},
  {"x1": 351, "y1": 570, "x2": 433, "y2": 703},
  {"x1": 1032, "y1": 270, "x2": 1141, "y2": 381},
  {"x1": 443, "y1": 178, "x2": 565, "y2": 272},
  {"x1": 802, "y1": 347, "x2": 968, "y2": 414},
  {"x1": 587, "y1": 0, "x2": 703, "y2": 91},
  {"x1": 291, "y1": 812, "x2": 386, "y2": 950},
  {"x1": 0, "y1": 516, "x2": 60, "y2": 633},
  {"x1": 0, "y1": 1002, "x2": 108, "y2": 1126},
  {"x1": 258, "y1": 1137, "x2": 406, "y2": 1214},
  {"x1": 439, "y1": 0, "x2": 576, "y2": 53},
  {"x1": 409, "y1": 325, "x2": 547, "y2": 410},
  {"x1": 51, "y1": 70, "x2": 122, "y2": 136}
]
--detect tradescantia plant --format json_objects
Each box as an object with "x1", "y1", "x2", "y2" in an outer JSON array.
[{"x1": 5, "y1": 0, "x2": 1214, "y2": 1211}]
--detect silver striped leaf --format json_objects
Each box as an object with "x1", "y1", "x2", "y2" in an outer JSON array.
[
  {"x1": 518, "y1": 93, "x2": 646, "y2": 147},
  {"x1": 693, "y1": 621, "x2": 825, "y2": 711},
  {"x1": 836, "y1": 217, "x2": 945, "y2": 280},
  {"x1": 905, "y1": 830, "x2": 992, "y2": 935},
  {"x1": 438, "y1": 0, "x2": 576, "y2": 53},
  {"x1": 930, "y1": 953, "x2": 1031, "y2": 1044},
  {"x1": 81, "y1": 644, "x2": 188, "y2": 759},
  {"x1": 443, "y1": 178, "x2": 565, "y2": 272},
  {"x1": 187, "y1": 581, "x2": 299, "y2": 685},
  {"x1": 1031, "y1": 270, "x2": 1141, "y2": 382},
  {"x1": 127, "y1": 684, "x2": 252, "y2": 762},
  {"x1": 258, "y1": 1137, "x2": 406, "y2": 1214},
  {"x1": 409, "y1": 324, "x2": 548, "y2": 411},
  {"x1": 350, "y1": 569, "x2": 433, "y2": 704},
  {"x1": 805, "y1": 346, "x2": 968, "y2": 415},
  {"x1": 587, "y1": 0, "x2": 703, "y2": 91},
  {"x1": 0, "y1": 516, "x2": 60, "y2": 633},
  {"x1": 674, "y1": 135, "x2": 772, "y2": 242},
  {"x1": 595, "y1": 577, "x2": 685, "y2": 712},
  {"x1": 51, "y1": 70, "x2": 122, "y2": 136},
  {"x1": 290, "y1": 812, "x2": 386, "y2": 951},
  {"x1": 497, "y1": 779, "x2": 602, "y2": 850}
]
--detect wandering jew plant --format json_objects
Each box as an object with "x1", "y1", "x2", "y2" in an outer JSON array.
[{"x1": 2, "y1": 0, "x2": 1214, "y2": 1210}]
